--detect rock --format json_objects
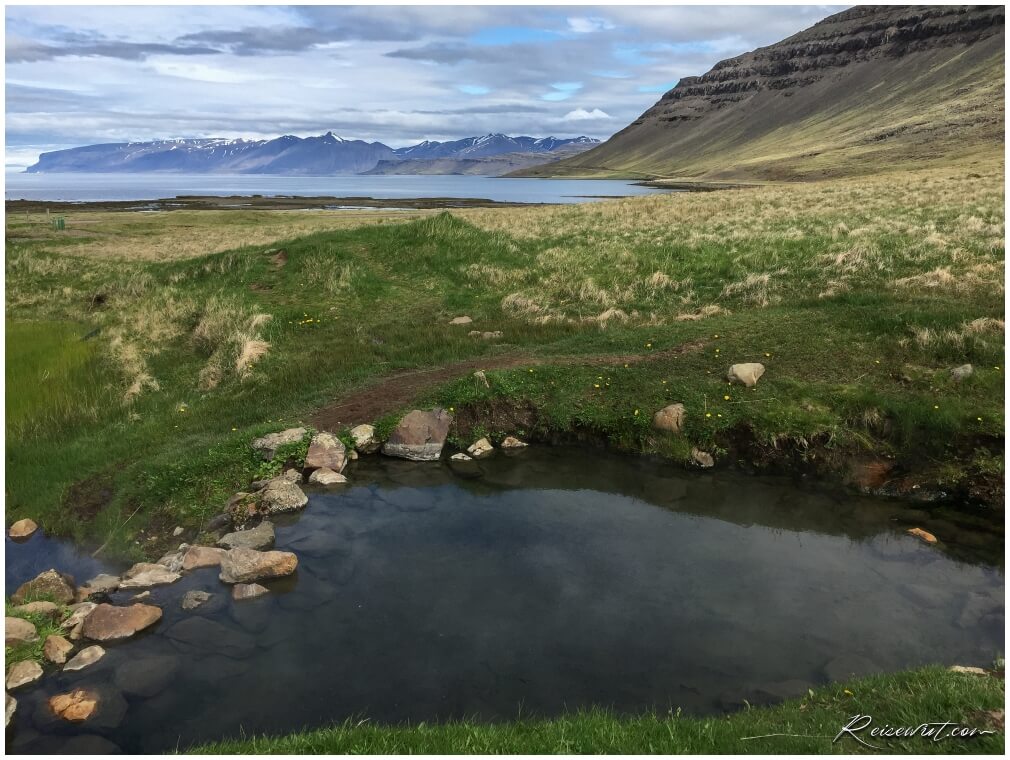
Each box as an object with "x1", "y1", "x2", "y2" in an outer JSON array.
[
  {"x1": 823, "y1": 654, "x2": 882, "y2": 682},
  {"x1": 114, "y1": 655, "x2": 178, "y2": 697},
  {"x1": 164, "y1": 617, "x2": 256, "y2": 659},
  {"x1": 119, "y1": 562, "x2": 181, "y2": 589},
  {"x1": 350, "y1": 424, "x2": 381, "y2": 454},
  {"x1": 232, "y1": 583, "x2": 269, "y2": 601},
  {"x1": 450, "y1": 453, "x2": 472, "y2": 461},
  {"x1": 248, "y1": 480, "x2": 271, "y2": 492},
  {"x1": 206, "y1": 513, "x2": 231, "y2": 531},
  {"x1": 43, "y1": 635, "x2": 74, "y2": 665},
  {"x1": 467, "y1": 437, "x2": 494, "y2": 459},
  {"x1": 383, "y1": 408, "x2": 453, "y2": 461},
  {"x1": 304, "y1": 432, "x2": 348, "y2": 473},
  {"x1": 132, "y1": 591, "x2": 151, "y2": 601},
  {"x1": 951, "y1": 363, "x2": 974, "y2": 381},
  {"x1": 251, "y1": 426, "x2": 307, "y2": 460},
  {"x1": 949, "y1": 665, "x2": 988, "y2": 675},
  {"x1": 469, "y1": 330, "x2": 503, "y2": 339},
  {"x1": 48, "y1": 689, "x2": 98, "y2": 722},
  {"x1": 259, "y1": 478, "x2": 308, "y2": 514},
  {"x1": 691, "y1": 447, "x2": 715, "y2": 468},
  {"x1": 63, "y1": 645, "x2": 105, "y2": 672},
  {"x1": 449, "y1": 315, "x2": 473, "y2": 325},
  {"x1": 308, "y1": 467, "x2": 348, "y2": 486},
  {"x1": 5, "y1": 661, "x2": 43, "y2": 690},
  {"x1": 652, "y1": 403, "x2": 686, "y2": 433},
  {"x1": 155, "y1": 550, "x2": 185, "y2": 573},
  {"x1": 12, "y1": 601, "x2": 60, "y2": 620},
  {"x1": 907, "y1": 527, "x2": 937, "y2": 544},
  {"x1": 348, "y1": 449, "x2": 358, "y2": 460},
  {"x1": 11, "y1": 569, "x2": 76, "y2": 605},
  {"x1": 727, "y1": 362, "x2": 766, "y2": 388},
  {"x1": 172, "y1": 526, "x2": 184, "y2": 537},
  {"x1": 280, "y1": 468, "x2": 303, "y2": 483},
  {"x1": 81, "y1": 603, "x2": 162, "y2": 642},
  {"x1": 182, "y1": 545, "x2": 226, "y2": 570},
  {"x1": 217, "y1": 521, "x2": 275, "y2": 550},
  {"x1": 8, "y1": 518, "x2": 38, "y2": 540},
  {"x1": 6, "y1": 692, "x2": 15, "y2": 729},
  {"x1": 6, "y1": 617, "x2": 37, "y2": 647},
  {"x1": 181, "y1": 590, "x2": 211, "y2": 611},
  {"x1": 500, "y1": 435, "x2": 528, "y2": 449},
  {"x1": 219, "y1": 548, "x2": 298, "y2": 584},
  {"x1": 76, "y1": 573, "x2": 120, "y2": 600},
  {"x1": 61, "y1": 603, "x2": 96, "y2": 640}
]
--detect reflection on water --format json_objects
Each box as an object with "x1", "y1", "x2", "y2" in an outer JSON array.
[{"x1": 6, "y1": 447, "x2": 1004, "y2": 754}]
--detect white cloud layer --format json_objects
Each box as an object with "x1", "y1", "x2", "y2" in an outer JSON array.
[{"x1": 5, "y1": 5, "x2": 845, "y2": 167}]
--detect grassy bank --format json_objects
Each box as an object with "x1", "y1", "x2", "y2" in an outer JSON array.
[
  {"x1": 191, "y1": 667, "x2": 1004, "y2": 754},
  {"x1": 4, "y1": 165, "x2": 1004, "y2": 558}
]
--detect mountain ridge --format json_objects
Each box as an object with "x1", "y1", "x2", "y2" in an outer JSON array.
[
  {"x1": 517, "y1": 5, "x2": 1004, "y2": 180},
  {"x1": 26, "y1": 133, "x2": 599, "y2": 175}
]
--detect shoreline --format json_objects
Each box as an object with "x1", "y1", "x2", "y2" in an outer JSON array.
[{"x1": 4, "y1": 194, "x2": 542, "y2": 213}]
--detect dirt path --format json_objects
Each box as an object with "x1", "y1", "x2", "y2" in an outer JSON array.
[{"x1": 309, "y1": 340, "x2": 705, "y2": 430}]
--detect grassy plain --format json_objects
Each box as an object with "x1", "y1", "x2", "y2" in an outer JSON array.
[
  {"x1": 3, "y1": 165, "x2": 1004, "y2": 559},
  {"x1": 193, "y1": 667, "x2": 1004, "y2": 754}
]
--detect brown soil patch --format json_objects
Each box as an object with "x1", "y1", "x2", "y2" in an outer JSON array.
[
  {"x1": 310, "y1": 339, "x2": 705, "y2": 430},
  {"x1": 62, "y1": 473, "x2": 115, "y2": 522}
]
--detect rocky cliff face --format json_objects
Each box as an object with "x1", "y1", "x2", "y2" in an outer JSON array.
[
  {"x1": 524, "y1": 5, "x2": 1004, "y2": 180},
  {"x1": 642, "y1": 5, "x2": 1003, "y2": 125}
]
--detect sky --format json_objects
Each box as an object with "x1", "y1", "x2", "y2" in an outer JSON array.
[{"x1": 5, "y1": 4, "x2": 845, "y2": 168}]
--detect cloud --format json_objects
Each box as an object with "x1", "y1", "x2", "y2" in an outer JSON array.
[
  {"x1": 567, "y1": 17, "x2": 616, "y2": 34},
  {"x1": 563, "y1": 108, "x2": 612, "y2": 121},
  {"x1": 5, "y1": 4, "x2": 848, "y2": 164}
]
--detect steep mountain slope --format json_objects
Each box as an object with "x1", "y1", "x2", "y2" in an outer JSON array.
[
  {"x1": 520, "y1": 5, "x2": 1004, "y2": 180},
  {"x1": 26, "y1": 133, "x2": 598, "y2": 175}
]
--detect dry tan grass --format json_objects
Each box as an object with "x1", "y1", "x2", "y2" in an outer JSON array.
[{"x1": 6, "y1": 209, "x2": 431, "y2": 262}]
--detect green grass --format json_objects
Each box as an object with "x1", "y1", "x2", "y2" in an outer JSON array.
[
  {"x1": 191, "y1": 667, "x2": 1004, "y2": 754},
  {"x1": 3, "y1": 168, "x2": 1004, "y2": 558},
  {"x1": 5, "y1": 321, "x2": 113, "y2": 439}
]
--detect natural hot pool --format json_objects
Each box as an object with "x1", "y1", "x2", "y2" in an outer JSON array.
[{"x1": 5, "y1": 447, "x2": 1004, "y2": 754}]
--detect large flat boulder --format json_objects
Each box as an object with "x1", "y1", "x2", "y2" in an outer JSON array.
[
  {"x1": 81, "y1": 603, "x2": 162, "y2": 642},
  {"x1": 382, "y1": 408, "x2": 453, "y2": 461},
  {"x1": 217, "y1": 521, "x2": 275, "y2": 550},
  {"x1": 259, "y1": 478, "x2": 308, "y2": 514},
  {"x1": 304, "y1": 432, "x2": 347, "y2": 473},
  {"x1": 219, "y1": 548, "x2": 298, "y2": 584},
  {"x1": 6, "y1": 660, "x2": 43, "y2": 690},
  {"x1": 11, "y1": 569, "x2": 75, "y2": 605},
  {"x1": 251, "y1": 427, "x2": 306, "y2": 460}
]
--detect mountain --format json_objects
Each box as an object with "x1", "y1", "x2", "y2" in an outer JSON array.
[
  {"x1": 392, "y1": 134, "x2": 597, "y2": 161},
  {"x1": 26, "y1": 133, "x2": 599, "y2": 175},
  {"x1": 518, "y1": 5, "x2": 1004, "y2": 181},
  {"x1": 365, "y1": 141, "x2": 598, "y2": 176}
]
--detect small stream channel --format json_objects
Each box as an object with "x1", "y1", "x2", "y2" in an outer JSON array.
[{"x1": 5, "y1": 447, "x2": 1004, "y2": 754}]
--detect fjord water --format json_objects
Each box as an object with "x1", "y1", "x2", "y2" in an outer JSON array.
[
  {"x1": 6, "y1": 448, "x2": 1003, "y2": 754},
  {"x1": 3, "y1": 172, "x2": 668, "y2": 204}
]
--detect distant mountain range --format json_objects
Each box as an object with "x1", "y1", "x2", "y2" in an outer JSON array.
[{"x1": 25, "y1": 133, "x2": 599, "y2": 176}]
